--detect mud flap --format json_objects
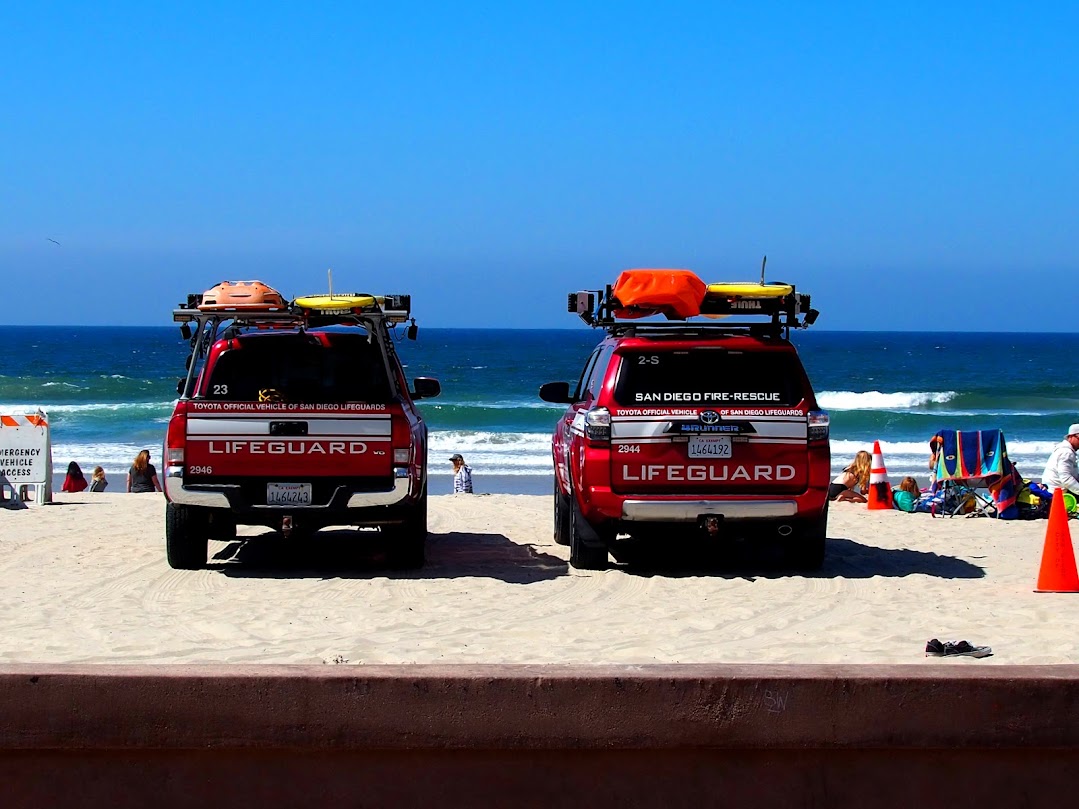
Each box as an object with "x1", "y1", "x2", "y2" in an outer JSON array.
[
  {"x1": 570, "y1": 497, "x2": 609, "y2": 570},
  {"x1": 571, "y1": 497, "x2": 608, "y2": 548}
]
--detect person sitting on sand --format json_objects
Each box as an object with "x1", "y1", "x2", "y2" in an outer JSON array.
[
  {"x1": 893, "y1": 476, "x2": 920, "y2": 512},
  {"x1": 126, "y1": 450, "x2": 162, "y2": 494},
  {"x1": 1041, "y1": 423, "x2": 1079, "y2": 497},
  {"x1": 89, "y1": 466, "x2": 108, "y2": 492},
  {"x1": 450, "y1": 453, "x2": 473, "y2": 494},
  {"x1": 828, "y1": 450, "x2": 871, "y2": 502},
  {"x1": 61, "y1": 461, "x2": 88, "y2": 493}
]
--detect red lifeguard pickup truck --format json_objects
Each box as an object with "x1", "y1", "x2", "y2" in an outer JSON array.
[
  {"x1": 164, "y1": 284, "x2": 440, "y2": 570},
  {"x1": 540, "y1": 270, "x2": 830, "y2": 570}
]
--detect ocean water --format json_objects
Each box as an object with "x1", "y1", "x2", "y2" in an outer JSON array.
[{"x1": 2, "y1": 326, "x2": 1078, "y2": 493}]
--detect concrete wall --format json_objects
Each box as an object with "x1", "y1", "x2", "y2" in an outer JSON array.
[{"x1": 2, "y1": 664, "x2": 1078, "y2": 807}]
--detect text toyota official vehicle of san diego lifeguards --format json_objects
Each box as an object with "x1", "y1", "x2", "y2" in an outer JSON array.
[
  {"x1": 540, "y1": 269, "x2": 830, "y2": 570},
  {"x1": 163, "y1": 281, "x2": 440, "y2": 570}
]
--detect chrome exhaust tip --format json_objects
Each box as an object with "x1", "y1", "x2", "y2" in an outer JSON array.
[{"x1": 777, "y1": 524, "x2": 793, "y2": 536}]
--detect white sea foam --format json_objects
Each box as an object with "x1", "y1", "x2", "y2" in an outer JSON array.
[
  {"x1": 429, "y1": 430, "x2": 551, "y2": 449},
  {"x1": 817, "y1": 390, "x2": 958, "y2": 410},
  {"x1": 52, "y1": 443, "x2": 156, "y2": 472},
  {"x1": 428, "y1": 430, "x2": 553, "y2": 473},
  {"x1": 831, "y1": 438, "x2": 1058, "y2": 456}
]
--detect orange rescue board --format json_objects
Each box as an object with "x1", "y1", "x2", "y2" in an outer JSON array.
[
  {"x1": 198, "y1": 280, "x2": 287, "y2": 311},
  {"x1": 612, "y1": 269, "x2": 707, "y2": 319}
]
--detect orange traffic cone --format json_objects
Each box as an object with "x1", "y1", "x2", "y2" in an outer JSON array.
[
  {"x1": 1035, "y1": 487, "x2": 1079, "y2": 593},
  {"x1": 867, "y1": 440, "x2": 893, "y2": 510}
]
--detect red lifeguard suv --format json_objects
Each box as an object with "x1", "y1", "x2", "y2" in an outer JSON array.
[
  {"x1": 164, "y1": 282, "x2": 440, "y2": 570},
  {"x1": 539, "y1": 269, "x2": 830, "y2": 570}
]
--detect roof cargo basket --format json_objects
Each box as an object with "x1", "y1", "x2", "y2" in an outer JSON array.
[
  {"x1": 173, "y1": 283, "x2": 416, "y2": 350},
  {"x1": 569, "y1": 268, "x2": 819, "y2": 338}
]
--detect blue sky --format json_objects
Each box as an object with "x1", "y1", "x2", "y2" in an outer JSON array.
[{"x1": 3, "y1": 3, "x2": 1077, "y2": 329}]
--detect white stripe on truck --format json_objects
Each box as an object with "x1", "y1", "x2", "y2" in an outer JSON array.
[{"x1": 187, "y1": 417, "x2": 391, "y2": 437}]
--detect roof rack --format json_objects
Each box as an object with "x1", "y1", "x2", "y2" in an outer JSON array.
[
  {"x1": 173, "y1": 293, "x2": 412, "y2": 328},
  {"x1": 567, "y1": 284, "x2": 818, "y2": 338}
]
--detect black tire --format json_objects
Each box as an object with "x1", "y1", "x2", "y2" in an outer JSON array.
[
  {"x1": 553, "y1": 479, "x2": 571, "y2": 546},
  {"x1": 786, "y1": 503, "x2": 828, "y2": 571},
  {"x1": 387, "y1": 485, "x2": 428, "y2": 570},
  {"x1": 166, "y1": 503, "x2": 209, "y2": 570},
  {"x1": 569, "y1": 498, "x2": 608, "y2": 570}
]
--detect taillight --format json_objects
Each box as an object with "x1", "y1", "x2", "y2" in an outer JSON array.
[
  {"x1": 808, "y1": 410, "x2": 830, "y2": 441},
  {"x1": 390, "y1": 415, "x2": 410, "y2": 453},
  {"x1": 584, "y1": 407, "x2": 611, "y2": 442},
  {"x1": 393, "y1": 448, "x2": 410, "y2": 464},
  {"x1": 165, "y1": 412, "x2": 187, "y2": 466}
]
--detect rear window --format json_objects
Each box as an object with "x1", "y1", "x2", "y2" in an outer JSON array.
[
  {"x1": 205, "y1": 333, "x2": 392, "y2": 403},
  {"x1": 613, "y1": 348, "x2": 806, "y2": 407}
]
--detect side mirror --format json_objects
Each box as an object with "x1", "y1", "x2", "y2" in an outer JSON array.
[
  {"x1": 406, "y1": 321, "x2": 418, "y2": 340},
  {"x1": 180, "y1": 323, "x2": 192, "y2": 340},
  {"x1": 412, "y1": 377, "x2": 441, "y2": 400},
  {"x1": 539, "y1": 381, "x2": 572, "y2": 404},
  {"x1": 176, "y1": 379, "x2": 186, "y2": 395}
]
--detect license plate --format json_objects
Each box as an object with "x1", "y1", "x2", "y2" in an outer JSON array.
[
  {"x1": 266, "y1": 482, "x2": 312, "y2": 505},
  {"x1": 688, "y1": 436, "x2": 732, "y2": 458}
]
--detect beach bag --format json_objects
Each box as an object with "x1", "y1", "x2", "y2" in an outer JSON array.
[
  {"x1": 1016, "y1": 478, "x2": 1038, "y2": 507},
  {"x1": 913, "y1": 490, "x2": 945, "y2": 514}
]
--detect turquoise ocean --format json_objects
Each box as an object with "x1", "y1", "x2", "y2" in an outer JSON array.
[{"x1": 2, "y1": 326, "x2": 1077, "y2": 494}]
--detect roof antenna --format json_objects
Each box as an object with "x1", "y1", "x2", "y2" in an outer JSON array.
[
  {"x1": 328, "y1": 267, "x2": 334, "y2": 300},
  {"x1": 760, "y1": 255, "x2": 767, "y2": 285}
]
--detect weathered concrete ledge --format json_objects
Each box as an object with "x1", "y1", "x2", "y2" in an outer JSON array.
[{"x1": 2, "y1": 664, "x2": 1078, "y2": 807}]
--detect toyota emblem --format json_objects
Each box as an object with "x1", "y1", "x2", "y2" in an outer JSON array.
[{"x1": 700, "y1": 410, "x2": 720, "y2": 425}]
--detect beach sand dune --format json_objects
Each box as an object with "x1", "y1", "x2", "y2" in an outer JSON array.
[{"x1": 1, "y1": 493, "x2": 1075, "y2": 665}]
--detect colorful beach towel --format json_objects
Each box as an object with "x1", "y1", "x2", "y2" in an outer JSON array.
[{"x1": 931, "y1": 429, "x2": 1022, "y2": 519}]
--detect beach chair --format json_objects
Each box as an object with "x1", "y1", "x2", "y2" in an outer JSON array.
[{"x1": 931, "y1": 429, "x2": 1022, "y2": 519}]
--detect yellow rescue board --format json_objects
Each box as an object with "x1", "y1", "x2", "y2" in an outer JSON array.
[
  {"x1": 293, "y1": 293, "x2": 377, "y2": 313},
  {"x1": 707, "y1": 282, "x2": 793, "y2": 298}
]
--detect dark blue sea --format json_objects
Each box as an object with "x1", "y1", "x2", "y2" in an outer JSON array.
[{"x1": 2, "y1": 326, "x2": 1078, "y2": 493}]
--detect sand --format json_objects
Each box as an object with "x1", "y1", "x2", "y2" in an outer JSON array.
[{"x1": 0, "y1": 492, "x2": 1075, "y2": 665}]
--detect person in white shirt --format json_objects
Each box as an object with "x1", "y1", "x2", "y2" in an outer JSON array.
[
  {"x1": 450, "y1": 453, "x2": 473, "y2": 494},
  {"x1": 1041, "y1": 423, "x2": 1079, "y2": 496}
]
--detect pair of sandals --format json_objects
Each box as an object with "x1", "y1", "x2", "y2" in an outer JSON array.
[{"x1": 925, "y1": 638, "x2": 992, "y2": 658}]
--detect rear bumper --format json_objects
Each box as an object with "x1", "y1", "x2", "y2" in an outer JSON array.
[
  {"x1": 621, "y1": 499, "x2": 799, "y2": 522},
  {"x1": 580, "y1": 483, "x2": 828, "y2": 527},
  {"x1": 164, "y1": 468, "x2": 413, "y2": 509}
]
